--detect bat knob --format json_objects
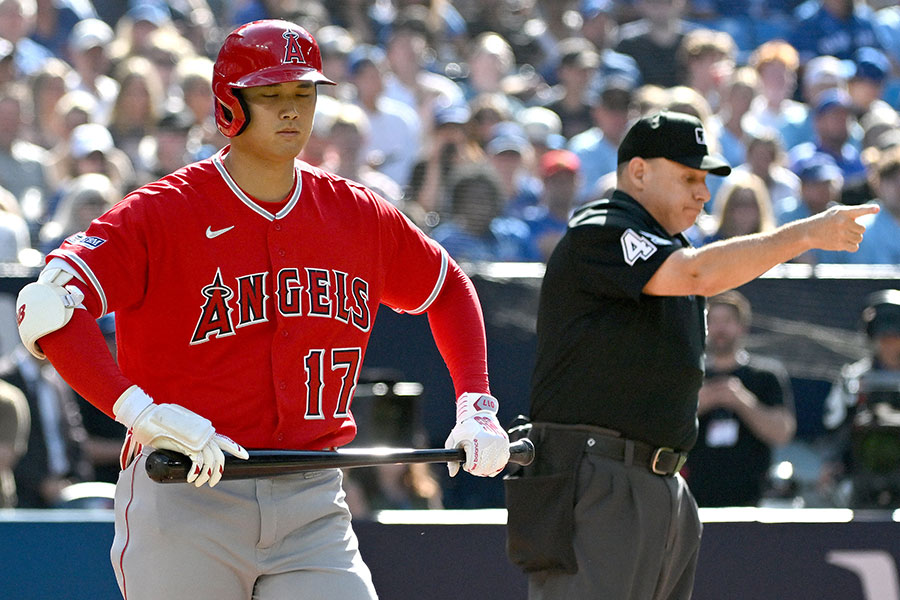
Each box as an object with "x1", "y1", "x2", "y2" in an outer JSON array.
[
  {"x1": 508, "y1": 438, "x2": 535, "y2": 466},
  {"x1": 145, "y1": 449, "x2": 190, "y2": 483}
]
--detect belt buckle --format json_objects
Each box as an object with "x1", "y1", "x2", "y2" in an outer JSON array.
[{"x1": 651, "y1": 447, "x2": 686, "y2": 476}]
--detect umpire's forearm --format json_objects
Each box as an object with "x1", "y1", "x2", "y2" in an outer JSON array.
[{"x1": 686, "y1": 225, "x2": 811, "y2": 295}]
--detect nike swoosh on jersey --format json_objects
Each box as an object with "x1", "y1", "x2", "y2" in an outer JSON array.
[{"x1": 206, "y1": 225, "x2": 235, "y2": 239}]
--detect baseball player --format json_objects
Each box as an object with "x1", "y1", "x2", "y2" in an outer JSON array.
[
  {"x1": 15, "y1": 20, "x2": 509, "y2": 600},
  {"x1": 505, "y1": 111, "x2": 878, "y2": 600}
]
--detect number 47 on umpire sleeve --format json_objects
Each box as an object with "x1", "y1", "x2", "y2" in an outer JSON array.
[{"x1": 303, "y1": 347, "x2": 361, "y2": 420}]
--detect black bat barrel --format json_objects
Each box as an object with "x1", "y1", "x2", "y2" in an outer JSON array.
[{"x1": 145, "y1": 438, "x2": 535, "y2": 483}]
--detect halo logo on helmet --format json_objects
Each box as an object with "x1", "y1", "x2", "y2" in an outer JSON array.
[
  {"x1": 212, "y1": 20, "x2": 335, "y2": 138},
  {"x1": 282, "y1": 31, "x2": 307, "y2": 64}
]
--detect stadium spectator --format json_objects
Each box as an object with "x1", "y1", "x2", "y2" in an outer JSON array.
[
  {"x1": 406, "y1": 102, "x2": 483, "y2": 228},
  {"x1": 0, "y1": 0, "x2": 52, "y2": 77},
  {"x1": 873, "y1": 1, "x2": 900, "y2": 106},
  {"x1": 577, "y1": 0, "x2": 618, "y2": 50},
  {"x1": 780, "y1": 53, "x2": 858, "y2": 152},
  {"x1": 38, "y1": 172, "x2": 118, "y2": 254},
  {"x1": 0, "y1": 35, "x2": 15, "y2": 85},
  {"x1": 524, "y1": 149, "x2": 580, "y2": 262},
  {"x1": 25, "y1": 56, "x2": 68, "y2": 149},
  {"x1": 64, "y1": 17, "x2": 116, "y2": 124},
  {"x1": 731, "y1": 128, "x2": 801, "y2": 220},
  {"x1": 678, "y1": 27, "x2": 737, "y2": 113},
  {"x1": 173, "y1": 55, "x2": 222, "y2": 153},
  {"x1": 743, "y1": 40, "x2": 805, "y2": 146},
  {"x1": 44, "y1": 88, "x2": 93, "y2": 181},
  {"x1": 780, "y1": 152, "x2": 844, "y2": 221},
  {"x1": 299, "y1": 92, "x2": 340, "y2": 168},
  {"x1": 572, "y1": 0, "x2": 643, "y2": 100},
  {"x1": 142, "y1": 26, "x2": 196, "y2": 96},
  {"x1": 48, "y1": 121, "x2": 133, "y2": 208},
  {"x1": 779, "y1": 151, "x2": 847, "y2": 264},
  {"x1": 789, "y1": 0, "x2": 882, "y2": 63},
  {"x1": 701, "y1": 170, "x2": 776, "y2": 245},
  {"x1": 713, "y1": 66, "x2": 760, "y2": 170},
  {"x1": 614, "y1": 0, "x2": 694, "y2": 88},
  {"x1": 484, "y1": 124, "x2": 540, "y2": 219},
  {"x1": 686, "y1": 290, "x2": 796, "y2": 507},
  {"x1": 429, "y1": 163, "x2": 534, "y2": 262},
  {"x1": 569, "y1": 71, "x2": 636, "y2": 203},
  {"x1": 315, "y1": 24, "x2": 354, "y2": 97},
  {"x1": 517, "y1": 105, "x2": 566, "y2": 158},
  {"x1": 688, "y1": 0, "x2": 798, "y2": 58},
  {"x1": 846, "y1": 46, "x2": 893, "y2": 119},
  {"x1": 543, "y1": 37, "x2": 600, "y2": 140},
  {"x1": 107, "y1": 55, "x2": 165, "y2": 167},
  {"x1": 828, "y1": 145, "x2": 900, "y2": 264},
  {"x1": 788, "y1": 88, "x2": 867, "y2": 191},
  {"x1": 0, "y1": 83, "x2": 50, "y2": 212},
  {"x1": 29, "y1": 0, "x2": 96, "y2": 59},
  {"x1": 2, "y1": 341, "x2": 93, "y2": 508},
  {"x1": 468, "y1": 92, "x2": 514, "y2": 150},
  {"x1": 0, "y1": 380, "x2": 31, "y2": 508},
  {"x1": 459, "y1": 31, "x2": 515, "y2": 101},
  {"x1": 0, "y1": 184, "x2": 31, "y2": 261},
  {"x1": 0, "y1": 373, "x2": 28, "y2": 507},
  {"x1": 347, "y1": 43, "x2": 421, "y2": 188},
  {"x1": 107, "y1": 2, "x2": 172, "y2": 66},
  {"x1": 382, "y1": 6, "x2": 465, "y2": 126},
  {"x1": 134, "y1": 109, "x2": 198, "y2": 185},
  {"x1": 320, "y1": 101, "x2": 404, "y2": 207}
]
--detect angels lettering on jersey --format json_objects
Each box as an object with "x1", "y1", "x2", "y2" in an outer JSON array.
[{"x1": 191, "y1": 267, "x2": 371, "y2": 344}]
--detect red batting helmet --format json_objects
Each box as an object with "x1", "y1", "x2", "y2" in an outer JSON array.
[{"x1": 212, "y1": 20, "x2": 335, "y2": 137}]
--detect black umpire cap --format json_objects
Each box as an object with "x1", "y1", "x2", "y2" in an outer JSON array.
[
  {"x1": 862, "y1": 289, "x2": 900, "y2": 339},
  {"x1": 617, "y1": 110, "x2": 732, "y2": 176}
]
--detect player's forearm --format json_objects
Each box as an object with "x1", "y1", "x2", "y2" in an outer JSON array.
[
  {"x1": 426, "y1": 261, "x2": 490, "y2": 397},
  {"x1": 38, "y1": 308, "x2": 132, "y2": 419}
]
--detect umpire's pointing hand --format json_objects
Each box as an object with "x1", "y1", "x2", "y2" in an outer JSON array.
[{"x1": 805, "y1": 204, "x2": 879, "y2": 252}]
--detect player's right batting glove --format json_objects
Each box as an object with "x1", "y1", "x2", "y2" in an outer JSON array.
[
  {"x1": 113, "y1": 385, "x2": 249, "y2": 487},
  {"x1": 444, "y1": 393, "x2": 510, "y2": 477}
]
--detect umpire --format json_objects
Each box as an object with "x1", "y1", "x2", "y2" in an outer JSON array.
[{"x1": 505, "y1": 111, "x2": 878, "y2": 600}]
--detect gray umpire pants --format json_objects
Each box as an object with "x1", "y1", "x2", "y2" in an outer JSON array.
[
  {"x1": 111, "y1": 450, "x2": 377, "y2": 600},
  {"x1": 528, "y1": 451, "x2": 702, "y2": 600}
]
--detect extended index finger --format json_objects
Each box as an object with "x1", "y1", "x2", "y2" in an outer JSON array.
[{"x1": 842, "y1": 203, "x2": 880, "y2": 218}]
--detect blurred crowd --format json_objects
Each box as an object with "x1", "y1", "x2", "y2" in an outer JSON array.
[{"x1": 1, "y1": 0, "x2": 900, "y2": 511}]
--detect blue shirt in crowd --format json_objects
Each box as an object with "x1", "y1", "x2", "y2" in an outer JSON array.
[
  {"x1": 824, "y1": 206, "x2": 900, "y2": 264},
  {"x1": 430, "y1": 217, "x2": 537, "y2": 262},
  {"x1": 789, "y1": 0, "x2": 882, "y2": 61},
  {"x1": 568, "y1": 128, "x2": 618, "y2": 203}
]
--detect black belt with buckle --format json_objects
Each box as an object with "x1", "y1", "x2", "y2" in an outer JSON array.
[{"x1": 583, "y1": 432, "x2": 688, "y2": 477}]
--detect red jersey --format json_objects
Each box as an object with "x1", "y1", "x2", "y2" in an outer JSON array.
[{"x1": 49, "y1": 148, "x2": 448, "y2": 450}]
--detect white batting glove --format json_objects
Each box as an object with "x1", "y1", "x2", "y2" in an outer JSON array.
[
  {"x1": 444, "y1": 393, "x2": 510, "y2": 477},
  {"x1": 113, "y1": 385, "x2": 249, "y2": 487}
]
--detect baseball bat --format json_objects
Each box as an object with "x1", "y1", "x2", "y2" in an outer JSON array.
[{"x1": 145, "y1": 438, "x2": 535, "y2": 483}]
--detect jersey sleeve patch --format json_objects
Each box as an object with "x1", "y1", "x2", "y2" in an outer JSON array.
[
  {"x1": 65, "y1": 232, "x2": 107, "y2": 250},
  {"x1": 620, "y1": 228, "x2": 657, "y2": 266}
]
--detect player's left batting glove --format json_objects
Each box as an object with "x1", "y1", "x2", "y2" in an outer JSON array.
[
  {"x1": 444, "y1": 393, "x2": 510, "y2": 477},
  {"x1": 113, "y1": 385, "x2": 249, "y2": 487}
]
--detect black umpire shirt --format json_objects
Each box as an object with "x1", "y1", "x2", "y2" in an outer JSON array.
[{"x1": 530, "y1": 190, "x2": 706, "y2": 451}]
